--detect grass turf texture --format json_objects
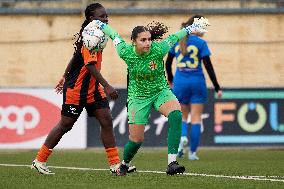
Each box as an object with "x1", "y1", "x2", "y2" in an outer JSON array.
[{"x1": 0, "y1": 148, "x2": 283, "y2": 189}]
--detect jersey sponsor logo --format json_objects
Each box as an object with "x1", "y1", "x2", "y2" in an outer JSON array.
[
  {"x1": 149, "y1": 61, "x2": 157, "y2": 70},
  {"x1": 0, "y1": 92, "x2": 60, "y2": 143},
  {"x1": 68, "y1": 105, "x2": 79, "y2": 115},
  {"x1": 135, "y1": 73, "x2": 154, "y2": 81}
]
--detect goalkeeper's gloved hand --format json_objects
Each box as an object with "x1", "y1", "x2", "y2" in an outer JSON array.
[
  {"x1": 85, "y1": 20, "x2": 107, "y2": 30},
  {"x1": 184, "y1": 17, "x2": 210, "y2": 34}
]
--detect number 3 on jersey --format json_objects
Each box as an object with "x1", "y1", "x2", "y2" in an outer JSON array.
[{"x1": 175, "y1": 45, "x2": 199, "y2": 69}]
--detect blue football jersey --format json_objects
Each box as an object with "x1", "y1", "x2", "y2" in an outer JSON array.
[{"x1": 169, "y1": 35, "x2": 211, "y2": 75}]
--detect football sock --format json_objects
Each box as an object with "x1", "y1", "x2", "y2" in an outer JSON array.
[
  {"x1": 181, "y1": 121, "x2": 188, "y2": 136},
  {"x1": 190, "y1": 123, "x2": 201, "y2": 152},
  {"x1": 167, "y1": 110, "x2": 182, "y2": 154},
  {"x1": 123, "y1": 140, "x2": 142, "y2": 163},
  {"x1": 36, "y1": 144, "x2": 52, "y2": 162},
  {"x1": 105, "y1": 147, "x2": 120, "y2": 166}
]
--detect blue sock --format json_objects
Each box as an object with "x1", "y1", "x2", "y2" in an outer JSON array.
[
  {"x1": 181, "y1": 121, "x2": 188, "y2": 136},
  {"x1": 190, "y1": 123, "x2": 201, "y2": 152}
]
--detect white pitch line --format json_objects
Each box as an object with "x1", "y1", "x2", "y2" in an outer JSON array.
[{"x1": 0, "y1": 163, "x2": 284, "y2": 183}]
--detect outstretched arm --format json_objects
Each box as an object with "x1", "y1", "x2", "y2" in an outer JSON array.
[
  {"x1": 160, "y1": 17, "x2": 210, "y2": 56},
  {"x1": 85, "y1": 20, "x2": 128, "y2": 58}
]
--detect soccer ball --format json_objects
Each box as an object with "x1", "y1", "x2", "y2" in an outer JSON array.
[{"x1": 82, "y1": 27, "x2": 108, "y2": 51}]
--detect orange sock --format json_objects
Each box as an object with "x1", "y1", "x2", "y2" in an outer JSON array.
[
  {"x1": 36, "y1": 144, "x2": 53, "y2": 162},
  {"x1": 105, "y1": 147, "x2": 120, "y2": 166}
]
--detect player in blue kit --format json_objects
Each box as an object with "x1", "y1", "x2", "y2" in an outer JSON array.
[{"x1": 166, "y1": 15, "x2": 222, "y2": 160}]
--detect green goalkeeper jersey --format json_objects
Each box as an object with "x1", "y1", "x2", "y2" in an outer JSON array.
[{"x1": 103, "y1": 25, "x2": 187, "y2": 99}]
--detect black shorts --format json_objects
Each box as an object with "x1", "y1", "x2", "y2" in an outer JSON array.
[{"x1": 61, "y1": 98, "x2": 110, "y2": 118}]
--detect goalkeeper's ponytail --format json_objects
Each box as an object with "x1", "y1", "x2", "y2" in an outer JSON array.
[
  {"x1": 147, "y1": 21, "x2": 168, "y2": 41},
  {"x1": 180, "y1": 15, "x2": 203, "y2": 56}
]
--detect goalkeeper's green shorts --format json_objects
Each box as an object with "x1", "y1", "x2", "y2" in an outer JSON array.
[{"x1": 127, "y1": 89, "x2": 177, "y2": 124}]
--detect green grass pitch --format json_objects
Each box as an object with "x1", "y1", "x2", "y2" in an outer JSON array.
[{"x1": 0, "y1": 148, "x2": 283, "y2": 189}]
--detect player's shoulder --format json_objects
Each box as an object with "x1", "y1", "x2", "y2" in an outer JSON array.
[
  {"x1": 152, "y1": 40, "x2": 171, "y2": 50},
  {"x1": 191, "y1": 35, "x2": 206, "y2": 43},
  {"x1": 122, "y1": 43, "x2": 134, "y2": 52},
  {"x1": 151, "y1": 41, "x2": 160, "y2": 47},
  {"x1": 189, "y1": 35, "x2": 202, "y2": 40},
  {"x1": 150, "y1": 41, "x2": 161, "y2": 51},
  {"x1": 188, "y1": 35, "x2": 206, "y2": 43}
]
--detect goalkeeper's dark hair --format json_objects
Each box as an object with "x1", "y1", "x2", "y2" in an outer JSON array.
[
  {"x1": 131, "y1": 21, "x2": 168, "y2": 41},
  {"x1": 179, "y1": 15, "x2": 203, "y2": 56},
  {"x1": 73, "y1": 3, "x2": 104, "y2": 54}
]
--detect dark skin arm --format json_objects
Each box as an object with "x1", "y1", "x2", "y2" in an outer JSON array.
[
  {"x1": 55, "y1": 56, "x2": 118, "y2": 100},
  {"x1": 86, "y1": 64, "x2": 118, "y2": 100}
]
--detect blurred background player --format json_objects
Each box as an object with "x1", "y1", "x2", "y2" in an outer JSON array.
[
  {"x1": 31, "y1": 3, "x2": 135, "y2": 174},
  {"x1": 165, "y1": 15, "x2": 222, "y2": 160},
  {"x1": 90, "y1": 17, "x2": 209, "y2": 175}
]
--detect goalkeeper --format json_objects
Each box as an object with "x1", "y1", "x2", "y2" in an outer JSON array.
[{"x1": 88, "y1": 18, "x2": 209, "y2": 176}]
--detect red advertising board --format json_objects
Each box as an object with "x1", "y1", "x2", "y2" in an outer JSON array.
[{"x1": 0, "y1": 89, "x2": 86, "y2": 149}]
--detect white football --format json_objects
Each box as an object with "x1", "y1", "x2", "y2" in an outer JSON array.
[{"x1": 82, "y1": 27, "x2": 108, "y2": 51}]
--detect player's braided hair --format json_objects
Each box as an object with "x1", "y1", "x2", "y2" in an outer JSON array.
[
  {"x1": 131, "y1": 21, "x2": 168, "y2": 41},
  {"x1": 73, "y1": 3, "x2": 104, "y2": 54},
  {"x1": 179, "y1": 15, "x2": 203, "y2": 56}
]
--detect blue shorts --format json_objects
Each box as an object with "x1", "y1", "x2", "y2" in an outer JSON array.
[{"x1": 173, "y1": 76, "x2": 207, "y2": 105}]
